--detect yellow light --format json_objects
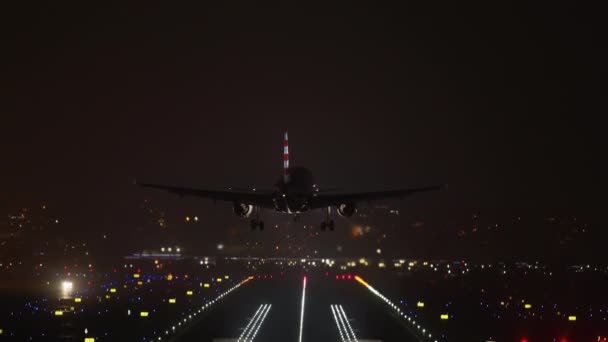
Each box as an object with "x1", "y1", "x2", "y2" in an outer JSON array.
[
  {"x1": 74, "y1": 297, "x2": 82, "y2": 303},
  {"x1": 133, "y1": 273, "x2": 140, "y2": 278},
  {"x1": 185, "y1": 216, "x2": 190, "y2": 222},
  {"x1": 440, "y1": 314, "x2": 449, "y2": 320},
  {"x1": 105, "y1": 295, "x2": 110, "y2": 299},
  {"x1": 186, "y1": 290, "x2": 193, "y2": 296},
  {"x1": 54, "y1": 310, "x2": 64, "y2": 316},
  {"x1": 154, "y1": 259, "x2": 159, "y2": 265},
  {"x1": 84, "y1": 338, "x2": 95, "y2": 342},
  {"x1": 137, "y1": 281, "x2": 143, "y2": 285},
  {"x1": 169, "y1": 298, "x2": 176, "y2": 304},
  {"x1": 203, "y1": 283, "x2": 210, "y2": 288},
  {"x1": 216, "y1": 278, "x2": 222, "y2": 282},
  {"x1": 110, "y1": 288, "x2": 116, "y2": 293},
  {"x1": 140, "y1": 311, "x2": 149, "y2": 317},
  {"x1": 224, "y1": 275, "x2": 229, "y2": 279},
  {"x1": 524, "y1": 303, "x2": 532, "y2": 309},
  {"x1": 417, "y1": 301, "x2": 425, "y2": 308},
  {"x1": 0, "y1": 329, "x2": 3, "y2": 335},
  {"x1": 568, "y1": 315, "x2": 576, "y2": 321},
  {"x1": 166, "y1": 274, "x2": 173, "y2": 281}
]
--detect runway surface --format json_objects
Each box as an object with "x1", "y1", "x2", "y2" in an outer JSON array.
[{"x1": 175, "y1": 274, "x2": 421, "y2": 342}]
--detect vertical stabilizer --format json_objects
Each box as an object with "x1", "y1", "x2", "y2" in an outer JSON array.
[{"x1": 283, "y1": 131, "x2": 290, "y2": 183}]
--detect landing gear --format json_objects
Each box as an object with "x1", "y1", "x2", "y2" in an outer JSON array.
[
  {"x1": 250, "y1": 207, "x2": 264, "y2": 230},
  {"x1": 320, "y1": 206, "x2": 334, "y2": 231}
]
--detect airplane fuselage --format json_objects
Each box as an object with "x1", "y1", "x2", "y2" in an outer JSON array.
[{"x1": 273, "y1": 167, "x2": 314, "y2": 213}]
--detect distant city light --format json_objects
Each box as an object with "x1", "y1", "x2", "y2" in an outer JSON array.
[
  {"x1": 376, "y1": 248, "x2": 382, "y2": 255},
  {"x1": 217, "y1": 243, "x2": 224, "y2": 251}
]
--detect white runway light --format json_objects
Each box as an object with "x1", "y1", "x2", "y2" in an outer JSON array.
[
  {"x1": 355, "y1": 276, "x2": 437, "y2": 342},
  {"x1": 298, "y1": 276, "x2": 307, "y2": 342},
  {"x1": 331, "y1": 305, "x2": 347, "y2": 342},
  {"x1": 338, "y1": 305, "x2": 358, "y2": 342},
  {"x1": 249, "y1": 304, "x2": 271, "y2": 341},
  {"x1": 237, "y1": 305, "x2": 265, "y2": 342}
]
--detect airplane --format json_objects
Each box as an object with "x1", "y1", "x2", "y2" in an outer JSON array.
[{"x1": 137, "y1": 132, "x2": 444, "y2": 231}]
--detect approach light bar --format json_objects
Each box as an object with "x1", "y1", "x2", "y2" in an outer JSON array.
[
  {"x1": 355, "y1": 275, "x2": 438, "y2": 342},
  {"x1": 331, "y1": 305, "x2": 347, "y2": 342},
  {"x1": 298, "y1": 276, "x2": 307, "y2": 342}
]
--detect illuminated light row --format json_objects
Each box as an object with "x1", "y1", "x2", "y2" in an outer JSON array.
[
  {"x1": 334, "y1": 305, "x2": 350, "y2": 342},
  {"x1": 298, "y1": 276, "x2": 307, "y2": 342},
  {"x1": 148, "y1": 276, "x2": 253, "y2": 341},
  {"x1": 354, "y1": 276, "x2": 437, "y2": 342},
  {"x1": 331, "y1": 305, "x2": 347, "y2": 342},
  {"x1": 237, "y1": 305, "x2": 265, "y2": 342},
  {"x1": 338, "y1": 305, "x2": 358, "y2": 342},
  {"x1": 248, "y1": 304, "x2": 271, "y2": 342},
  {"x1": 331, "y1": 305, "x2": 358, "y2": 342}
]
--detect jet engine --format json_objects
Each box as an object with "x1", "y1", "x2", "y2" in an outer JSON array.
[
  {"x1": 336, "y1": 202, "x2": 357, "y2": 217},
  {"x1": 233, "y1": 203, "x2": 254, "y2": 218}
]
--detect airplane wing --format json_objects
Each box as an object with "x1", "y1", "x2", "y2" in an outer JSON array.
[
  {"x1": 309, "y1": 185, "x2": 445, "y2": 209},
  {"x1": 136, "y1": 182, "x2": 276, "y2": 209}
]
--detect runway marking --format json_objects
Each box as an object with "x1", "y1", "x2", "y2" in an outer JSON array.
[
  {"x1": 298, "y1": 276, "x2": 307, "y2": 342},
  {"x1": 248, "y1": 304, "x2": 271, "y2": 341},
  {"x1": 354, "y1": 276, "x2": 437, "y2": 342},
  {"x1": 154, "y1": 276, "x2": 254, "y2": 341},
  {"x1": 338, "y1": 305, "x2": 358, "y2": 342},
  {"x1": 237, "y1": 304, "x2": 266, "y2": 342},
  {"x1": 330, "y1": 305, "x2": 347, "y2": 342}
]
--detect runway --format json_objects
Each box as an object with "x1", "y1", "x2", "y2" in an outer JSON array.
[{"x1": 175, "y1": 274, "x2": 423, "y2": 342}]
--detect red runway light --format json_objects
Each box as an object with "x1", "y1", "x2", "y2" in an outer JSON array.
[
  {"x1": 347, "y1": 274, "x2": 352, "y2": 279},
  {"x1": 520, "y1": 338, "x2": 529, "y2": 342},
  {"x1": 342, "y1": 275, "x2": 345, "y2": 280},
  {"x1": 335, "y1": 275, "x2": 339, "y2": 280}
]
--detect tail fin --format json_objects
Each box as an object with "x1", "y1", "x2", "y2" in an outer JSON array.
[{"x1": 283, "y1": 131, "x2": 290, "y2": 182}]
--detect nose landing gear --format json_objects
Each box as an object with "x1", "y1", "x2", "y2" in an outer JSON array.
[{"x1": 320, "y1": 206, "x2": 334, "y2": 231}]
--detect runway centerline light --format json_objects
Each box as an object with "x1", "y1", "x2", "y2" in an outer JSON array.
[{"x1": 299, "y1": 276, "x2": 307, "y2": 342}]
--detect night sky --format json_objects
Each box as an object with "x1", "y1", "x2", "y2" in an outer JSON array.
[{"x1": 1, "y1": 3, "x2": 603, "y2": 240}]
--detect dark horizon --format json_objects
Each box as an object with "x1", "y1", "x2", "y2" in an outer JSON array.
[{"x1": 1, "y1": 2, "x2": 604, "y2": 248}]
